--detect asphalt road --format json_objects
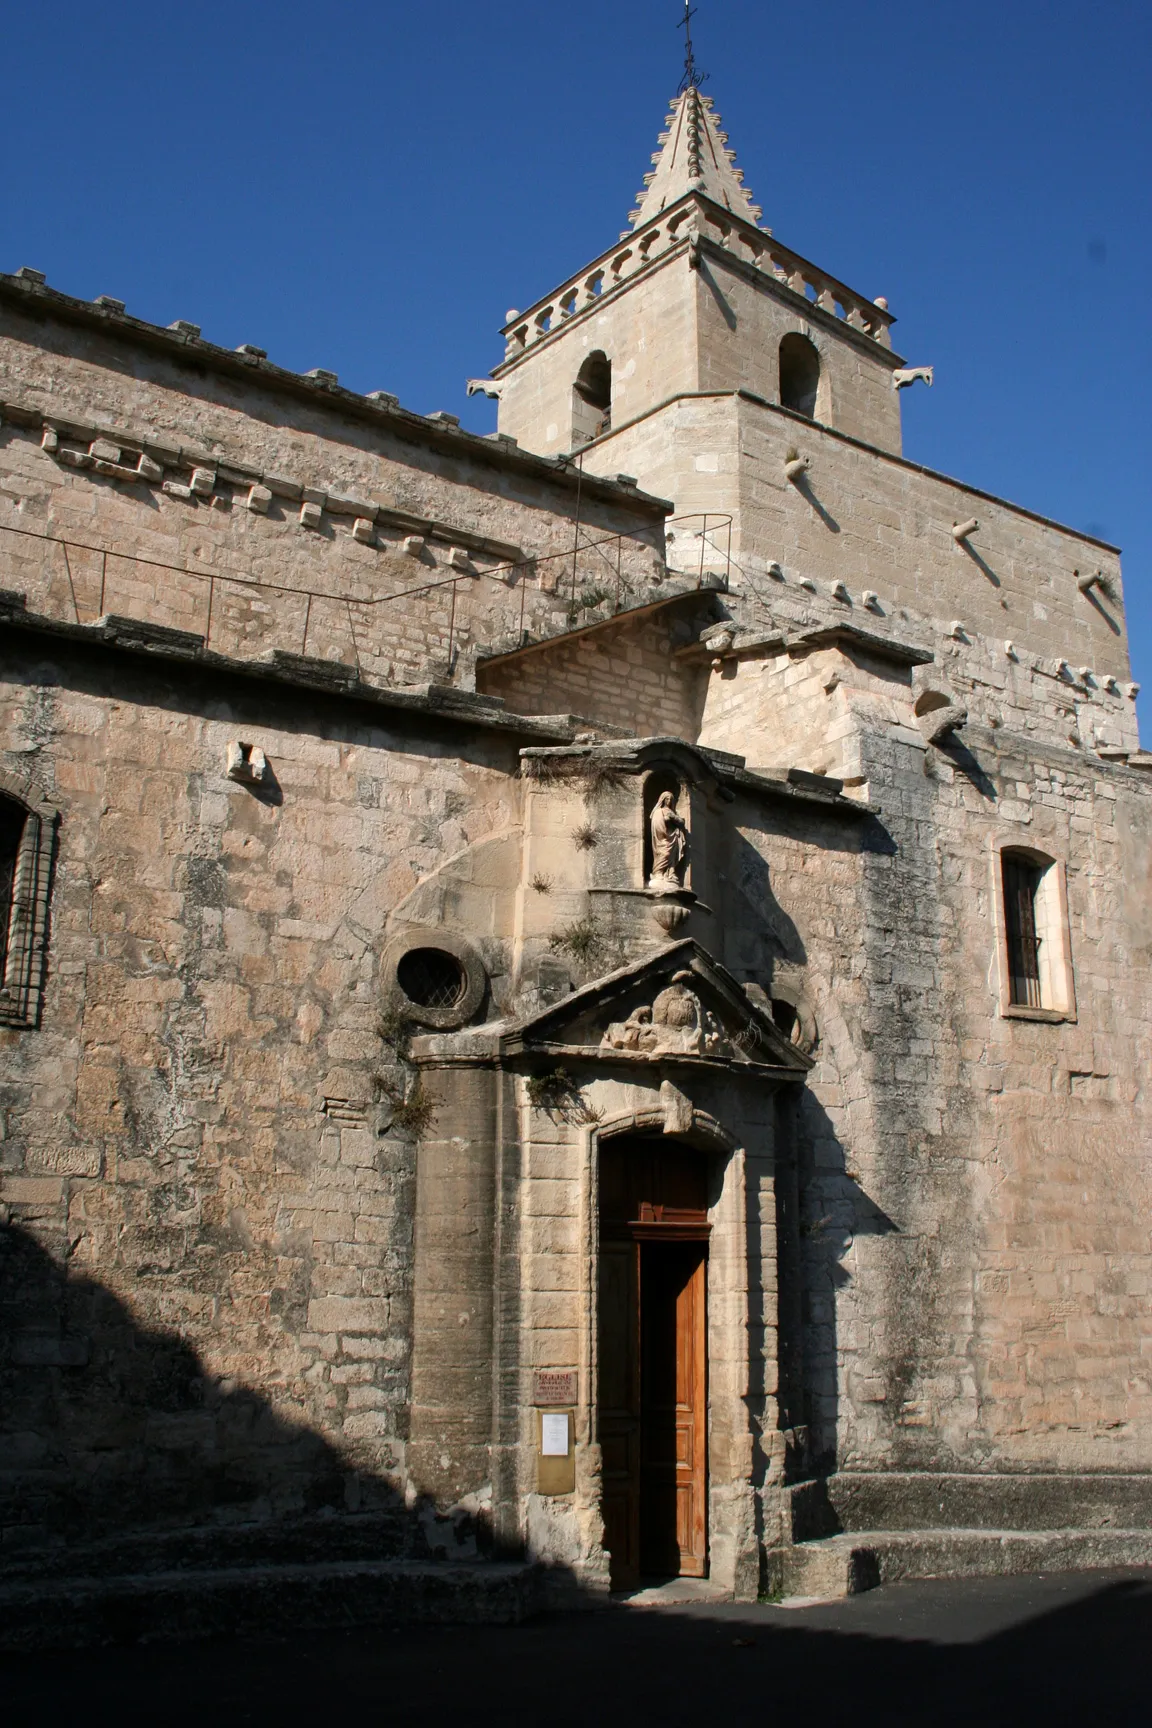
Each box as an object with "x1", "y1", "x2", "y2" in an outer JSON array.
[{"x1": 5, "y1": 1568, "x2": 1150, "y2": 1726}]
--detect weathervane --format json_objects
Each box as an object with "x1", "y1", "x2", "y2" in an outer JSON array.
[{"x1": 677, "y1": 0, "x2": 708, "y2": 93}]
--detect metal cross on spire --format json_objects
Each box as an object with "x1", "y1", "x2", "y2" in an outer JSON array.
[{"x1": 677, "y1": 0, "x2": 708, "y2": 94}]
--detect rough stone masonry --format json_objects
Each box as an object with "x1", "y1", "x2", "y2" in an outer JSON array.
[{"x1": 0, "y1": 78, "x2": 1149, "y2": 1640}]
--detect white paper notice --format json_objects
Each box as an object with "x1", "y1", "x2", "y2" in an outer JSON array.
[{"x1": 541, "y1": 1413, "x2": 569, "y2": 1457}]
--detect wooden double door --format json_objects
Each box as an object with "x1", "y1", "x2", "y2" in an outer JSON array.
[{"x1": 598, "y1": 1139, "x2": 709, "y2": 1589}]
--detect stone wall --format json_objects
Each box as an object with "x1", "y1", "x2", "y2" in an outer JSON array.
[
  {"x1": 0, "y1": 633, "x2": 527, "y2": 1551},
  {"x1": 497, "y1": 247, "x2": 702, "y2": 463},
  {"x1": 3, "y1": 614, "x2": 1151, "y2": 1576},
  {"x1": 691, "y1": 238, "x2": 902, "y2": 452},
  {"x1": 582, "y1": 393, "x2": 1133, "y2": 713},
  {"x1": 476, "y1": 600, "x2": 712, "y2": 741},
  {"x1": 2, "y1": 234, "x2": 1151, "y2": 1605},
  {"x1": 0, "y1": 285, "x2": 668, "y2": 689},
  {"x1": 713, "y1": 678, "x2": 1152, "y2": 1475}
]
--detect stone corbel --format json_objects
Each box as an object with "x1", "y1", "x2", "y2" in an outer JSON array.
[
  {"x1": 226, "y1": 741, "x2": 269, "y2": 784},
  {"x1": 913, "y1": 690, "x2": 968, "y2": 746}
]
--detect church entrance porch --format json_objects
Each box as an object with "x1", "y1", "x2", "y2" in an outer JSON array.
[
  {"x1": 598, "y1": 1137, "x2": 710, "y2": 1590},
  {"x1": 408, "y1": 937, "x2": 807, "y2": 1600}
]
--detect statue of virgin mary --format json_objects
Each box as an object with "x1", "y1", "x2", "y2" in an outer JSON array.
[{"x1": 649, "y1": 790, "x2": 688, "y2": 889}]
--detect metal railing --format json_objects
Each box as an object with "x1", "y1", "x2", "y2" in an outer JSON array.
[{"x1": 0, "y1": 512, "x2": 732, "y2": 677}]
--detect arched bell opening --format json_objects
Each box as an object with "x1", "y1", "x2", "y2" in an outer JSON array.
[
  {"x1": 571, "y1": 350, "x2": 612, "y2": 448},
  {"x1": 778, "y1": 331, "x2": 822, "y2": 420}
]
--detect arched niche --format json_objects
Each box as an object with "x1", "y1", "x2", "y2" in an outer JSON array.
[{"x1": 642, "y1": 766, "x2": 690, "y2": 891}]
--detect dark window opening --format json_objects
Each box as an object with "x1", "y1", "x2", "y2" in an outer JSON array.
[
  {"x1": 770, "y1": 999, "x2": 798, "y2": 1041},
  {"x1": 779, "y1": 333, "x2": 821, "y2": 419},
  {"x1": 0, "y1": 796, "x2": 26, "y2": 978},
  {"x1": 397, "y1": 947, "x2": 467, "y2": 1011},
  {"x1": 1003, "y1": 853, "x2": 1043, "y2": 1008},
  {"x1": 572, "y1": 351, "x2": 612, "y2": 447}
]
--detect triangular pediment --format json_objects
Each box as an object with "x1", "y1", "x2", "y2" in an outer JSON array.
[
  {"x1": 501, "y1": 940, "x2": 810, "y2": 1076},
  {"x1": 628, "y1": 87, "x2": 763, "y2": 231}
]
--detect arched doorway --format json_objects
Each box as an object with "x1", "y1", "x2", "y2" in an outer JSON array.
[{"x1": 597, "y1": 1134, "x2": 711, "y2": 1589}]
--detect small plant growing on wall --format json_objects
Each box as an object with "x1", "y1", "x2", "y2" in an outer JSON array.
[
  {"x1": 523, "y1": 756, "x2": 625, "y2": 800},
  {"x1": 374, "y1": 1004, "x2": 441, "y2": 1134},
  {"x1": 524, "y1": 1065, "x2": 603, "y2": 1125},
  {"x1": 525, "y1": 1066, "x2": 572, "y2": 1108},
  {"x1": 571, "y1": 822, "x2": 598, "y2": 851},
  {"x1": 549, "y1": 917, "x2": 608, "y2": 967},
  {"x1": 376, "y1": 1004, "x2": 414, "y2": 1058},
  {"x1": 530, "y1": 873, "x2": 553, "y2": 894},
  {"x1": 373, "y1": 1072, "x2": 441, "y2": 1137}
]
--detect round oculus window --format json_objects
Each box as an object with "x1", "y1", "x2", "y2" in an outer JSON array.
[{"x1": 397, "y1": 947, "x2": 467, "y2": 1012}]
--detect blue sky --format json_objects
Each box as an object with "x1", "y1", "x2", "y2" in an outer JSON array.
[{"x1": 3, "y1": 0, "x2": 1148, "y2": 733}]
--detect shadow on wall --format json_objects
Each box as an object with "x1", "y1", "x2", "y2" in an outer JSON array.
[
  {"x1": 788, "y1": 1090, "x2": 900, "y2": 1475},
  {"x1": 0, "y1": 1221, "x2": 497, "y2": 1574},
  {"x1": 724, "y1": 813, "x2": 901, "y2": 1479}
]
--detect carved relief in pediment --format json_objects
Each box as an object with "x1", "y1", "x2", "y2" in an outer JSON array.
[{"x1": 601, "y1": 970, "x2": 731, "y2": 1058}]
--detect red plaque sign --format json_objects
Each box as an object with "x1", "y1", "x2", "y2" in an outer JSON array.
[{"x1": 533, "y1": 1369, "x2": 578, "y2": 1406}]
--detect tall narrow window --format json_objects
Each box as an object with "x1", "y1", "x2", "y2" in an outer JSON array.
[
  {"x1": 1002, "y1": 851, "x2": 1043, "y2": 1009},
  {"x1": 0, "y1": 785, "x2": 56, "y2": 1029},
  {"x1": 0, "y1": 795, "x2": 26, "y2": 979},
  {"x1": 779, "y1": 333, "x2": 821, "y2": 419},
  {"x1": 572, "y1": 351, "x2": 612, "y2": 448}
]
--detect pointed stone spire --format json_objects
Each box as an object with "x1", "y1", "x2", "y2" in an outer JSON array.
[{"x1": 627, "y1": 87, "x2": 763, "y2": 230}]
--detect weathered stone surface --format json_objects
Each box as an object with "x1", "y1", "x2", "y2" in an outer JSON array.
[{"x1": 0, "y1": 71, "x2": 1149, "y2": 1635}]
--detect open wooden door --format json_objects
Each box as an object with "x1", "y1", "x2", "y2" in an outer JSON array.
[
  {"x1": 598, "y1": 1139, "x2": 709, "y2": 1588},
  {"x1": 597, "y1": 1238, "x2": 641, "y2": 1587},
  {"x1": 640, "y1": 1241, "x2": 708, "y2": 1576}
]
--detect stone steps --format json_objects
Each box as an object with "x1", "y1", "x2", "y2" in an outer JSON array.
[
  {"x1": 773, "y1": 1527, "x2": 1152, "y2": 1601},
  {"x1": 788, "y1": 1472, "x2": 1152, "y2": 1539},
  {"x1": 0, "y1": 1557, "x2": 559, "y2": 1652},
  {"x1": 0, "y1": 1510, "x2": 436, "y2": 1584}
]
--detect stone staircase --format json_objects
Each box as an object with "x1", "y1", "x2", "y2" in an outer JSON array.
[
  {"x1": 0, "y1": 1511, "x2": 569, "y2": 1651},
  {"x1": 771, "y1": 1472, "x2": 1152, "y2": 1600}
]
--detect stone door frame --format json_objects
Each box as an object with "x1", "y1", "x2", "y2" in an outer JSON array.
[{"x1": 580, "y1": 1101, "x2": 765, "y2": 1598}]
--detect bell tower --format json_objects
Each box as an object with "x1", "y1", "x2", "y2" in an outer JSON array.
[{"x1": 489, "y1": 80, "x2": 908, "y2": 567}]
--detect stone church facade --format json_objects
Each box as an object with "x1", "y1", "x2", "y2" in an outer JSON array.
[{"x1": 1, "y1": 83, "x2": 1150, "y2": 1630}]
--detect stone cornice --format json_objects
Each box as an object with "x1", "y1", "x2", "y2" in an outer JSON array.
[
  {"x1": 516, "y1": 735, "x2": 870, "y2": 818},
  {"x1": 475, "y1": 586, "x2": 725, "y2": 673},
  {"x1": 0, "y1": 592, "x2": 582, "y2": 745},
  {"x1": 674, "y1": 620, "x2": 935, "y2": 670},
  {"x1": 0, "y1": 269, "x2": 671, "y2": 519},
  {"x1": 791, "y1": 623, "x2": 935, "y2": 667}
]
